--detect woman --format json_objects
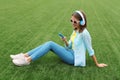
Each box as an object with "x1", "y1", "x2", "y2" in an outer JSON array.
[{"x1": 10, "y1": 10, "x2": 107, "y2": 67}]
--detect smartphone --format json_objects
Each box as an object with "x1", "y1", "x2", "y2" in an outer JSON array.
[{"x1": 58, "y1": 33, "x2": 64, "y2": 38}]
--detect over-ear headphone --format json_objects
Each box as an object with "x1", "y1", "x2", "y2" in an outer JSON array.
[{"x1": 75, "y1": 11, "x2": 85, "y2": 26}]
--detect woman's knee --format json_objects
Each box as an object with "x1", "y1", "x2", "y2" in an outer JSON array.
[{"x1": 46, "y1": 41, "x2": 56, "y2": 45}]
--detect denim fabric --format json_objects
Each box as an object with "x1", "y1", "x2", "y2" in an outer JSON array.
[{"x1": 27, "y1": 41, "x2": 74, "y2": 65}]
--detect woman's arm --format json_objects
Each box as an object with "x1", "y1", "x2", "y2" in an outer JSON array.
[
  {"x1": 83, "y1": 29, "x2": 107, "y2": 67},
  {"x1": 62, "y1": 37, "x2": 68, "y2": 46},
  {"x1": 91, "y1": 55, "x2": 108, "y2": 67}
]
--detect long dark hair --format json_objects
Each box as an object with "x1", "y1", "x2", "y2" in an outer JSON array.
[{"x1": 72, "y1": 10, "x2": 87, "y2": 32}]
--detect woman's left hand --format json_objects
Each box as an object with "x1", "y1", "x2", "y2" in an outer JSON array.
[{"x1": 96, "y1": 63, "x2": 108, "y2": 68}]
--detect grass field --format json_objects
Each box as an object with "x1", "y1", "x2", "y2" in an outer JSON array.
[{"x1": 0, "y1": 0, "x2": 120, "y2": 80}]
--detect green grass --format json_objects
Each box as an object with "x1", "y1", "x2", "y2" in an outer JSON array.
[{"x1": 0, "y1": 0, "x2": 120, "y2": 80}]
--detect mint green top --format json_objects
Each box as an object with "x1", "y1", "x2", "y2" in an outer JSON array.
[{"x1": 66, "y1": 29, "x2": 94, "y2": 67}]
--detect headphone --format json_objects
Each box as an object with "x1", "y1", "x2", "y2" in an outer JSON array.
[{"x1": 75, "y1": 11, "x2": 85, "y2": 26}]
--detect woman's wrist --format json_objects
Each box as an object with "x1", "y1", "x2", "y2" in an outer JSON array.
[
  {"x1": 95, "y1": 62, "x2": 99, "y2": 66},
  {"x1": 64, "y1": 41, "x2": 68, "y2": 46},
  {"x1": 91, "y1": 55, "x2": 99, "y2": 66}
]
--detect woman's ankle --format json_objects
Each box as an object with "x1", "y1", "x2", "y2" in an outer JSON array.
[
  {"x1": 24, "y1": 53, "x2": 29, "y2": 57},
  {"x1": 26, "y1": 57, "x2": 32, "y2": 62}
]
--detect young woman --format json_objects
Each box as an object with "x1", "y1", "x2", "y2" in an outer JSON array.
[{"x1": 10, "y1": 10, "x2": 107, "y2": 67}]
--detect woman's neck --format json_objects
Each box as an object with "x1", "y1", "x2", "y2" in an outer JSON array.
[{"x1": 74, "y1": 28, "x2": 85, "y2": 33}]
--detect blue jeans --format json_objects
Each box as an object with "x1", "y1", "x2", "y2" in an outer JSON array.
[{"x1": 27, "y1": 41, "x2": 74, "y2": 65}]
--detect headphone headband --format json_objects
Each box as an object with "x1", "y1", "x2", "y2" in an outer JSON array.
[{"x1": 75, "y1": 11, "x2": 85, "y2": 25}]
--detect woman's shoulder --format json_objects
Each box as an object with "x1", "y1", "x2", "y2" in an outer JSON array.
[
  {"x1": 82, "y1": 28, "x2": 89, "y2": 35},
  {"x1": 82, "y1": 28, "x2": 91, "y2": 39}
]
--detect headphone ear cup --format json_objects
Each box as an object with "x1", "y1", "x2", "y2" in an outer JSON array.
[{"x1": 80, "y1": 20, "x2": 83, "y2": 25}]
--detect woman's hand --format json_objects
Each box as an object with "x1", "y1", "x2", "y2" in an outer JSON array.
[
  {"x1": 61, "y1": 37, "x2": 67, "y2": 42},
  {"x1": 91, "y1": 55, "x2": 108, "y2": 68},
  {"x1": 61, "y1": 37, "x2": 68, "y2": 46},
  {"x1": 96, "y1": 63, "x2": 108, "y2": 68}
]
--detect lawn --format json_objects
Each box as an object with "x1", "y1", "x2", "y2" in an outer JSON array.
[{"x1": 0, "y1": 0, "x2": 120, "y2": 80}]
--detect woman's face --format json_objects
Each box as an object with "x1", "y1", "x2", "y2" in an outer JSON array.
[{"x1": 70, "y1": 16, "x2": 80, "y2": 30}]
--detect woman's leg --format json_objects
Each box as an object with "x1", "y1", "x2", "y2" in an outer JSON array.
[
  {"x1": 28, "y1": 41, "x2": 74, "y2": 65},
  {"x1": 26, "y1": 44, "x2": 43, "y2": 56}
]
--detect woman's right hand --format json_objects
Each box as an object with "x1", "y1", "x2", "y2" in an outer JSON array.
[{"x1": 96, "y1": 63, "x2": 108, "y2": 68}]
